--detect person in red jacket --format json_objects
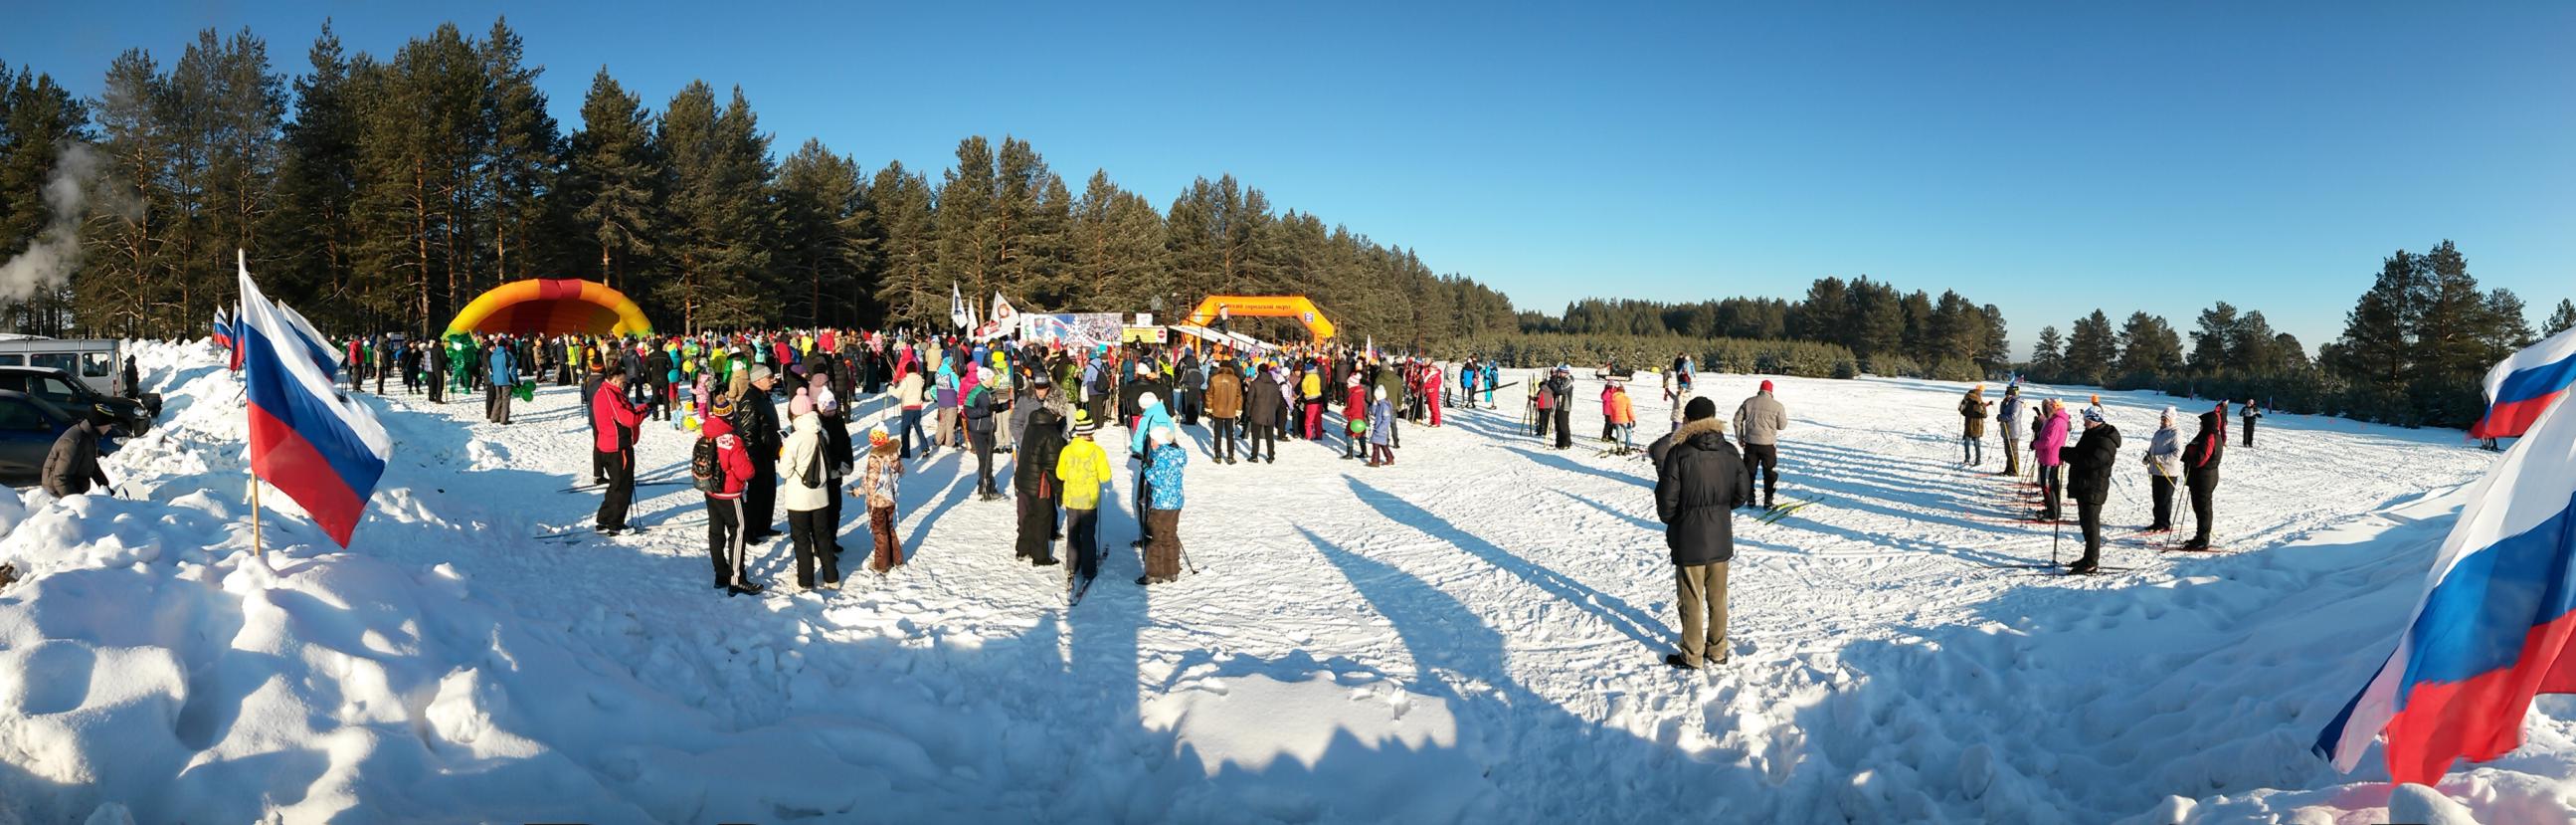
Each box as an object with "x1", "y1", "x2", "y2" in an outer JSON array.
[
  {"x1": 701, "y1": 395, "x2": 762, "y2": 595},
  {"x1": 1343, "y1": 374, "x2": 1370, "y2": 460},
  {"x1": 593, "y1": 367, "x2": 649, "y2": 534}
]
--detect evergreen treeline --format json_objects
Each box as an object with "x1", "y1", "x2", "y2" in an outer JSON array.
[
  {"x1": 0, "y1": 20, "x2": 1518, "y2": 347},
  {"x1": 2020, "y1": 241, "x2": 2552, "y2": 430},
  {"x1": 1524, "y1": 277, "x2": 2012, "y2": 381}
]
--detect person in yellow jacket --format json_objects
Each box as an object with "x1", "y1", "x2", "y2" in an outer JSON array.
[{"x1": 1054, "y1": 409, "x2": 1114, "y2": 587}]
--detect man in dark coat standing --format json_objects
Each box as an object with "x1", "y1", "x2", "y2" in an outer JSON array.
[
  {"x1": 2063, "y1": 407, "x2": 2122, "y2": 574},
  {"x1": 1547, "y1": 367, "x2": 1575, "y2": 450},
  {"x1": 1653, "y1": 397, "x2": 1752, "y2": 670},
  {"x1": 739, "y1": 365, "x2": 785, "y2": 541},
  {"x1": 2180, "y1": 401, "x2": 2228, "y2": 550}
]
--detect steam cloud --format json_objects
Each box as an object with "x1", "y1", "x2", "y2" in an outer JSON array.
[{"x1": 0, "y1": 142, "x2": 102, "y2": 304}]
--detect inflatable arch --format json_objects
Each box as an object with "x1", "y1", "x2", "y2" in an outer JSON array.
[
  {"x1": 445, "y1": 279, "x2": 654, "y2": 338},
  {"x1": 1184, "y1": 295, "x2": 1337, "y2": 341}
]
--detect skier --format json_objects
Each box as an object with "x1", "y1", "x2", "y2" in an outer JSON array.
[
  {"x1": 2034, "y1": 398, "x2": 2071, "y2": 521},
  {"x1": 2180, "y1": 401, "x2": 2228, "y2": 550},
  {"x1": 1368, "y1": 386, "x2": 1396, "y2": 467},
  {"x1": 1206, "y1": 358, "x2": 1243, "y2": 464},
  {"x1": 2143, "y1": 406, "x2": 2182, "y2": 532},
  {"x1": 1957, "y1": 385, "x2": 1989, "y2": 467},
  {"x1": 1654, "y1": 397, "x2": 1751, "y2": 670},
  {"x1": 1533, "y1": 367, "x2": 1556, "y2": 439},
  {"x1": 2240, "y1": 399, "x2": 2262, "y2": 448},
  {"x1": 1547, "y1": 366, "x2": 1574, "y2": 450},
  {"x1": 1056, "y1": 410, "x2": 1112, "y2": 586},
  {"x1": 2064, "y1": 407, "x2": 2122, "y2": 574},
  {"x1": 1014, "y1": 407, "x2": 1068, "y2": 566},
  {"x1": 852, "y1": 427, "x2": 907, "y2": 574},
  {"x1": 1997, "y1": 385, "x2": 2024, "y2": 477},
  {"x1": 1732, "y1": 380, "x2": 1787, "y2": 509},
  {"x1": 592, "y1": 367, "x2": 647, "y2": 535},
  {"x1": 1138, "y1": 426, "x2": 1189, "y2": 586},
  {"x1": 1606, "y1": 382, "x2": 1637, "y2": 454},
  {"x1": 696, "y1": 395, "x2": 762, "y2": 596},
  {"x1": 782, "y1": 389, "x2": 841, "y2": 590}
]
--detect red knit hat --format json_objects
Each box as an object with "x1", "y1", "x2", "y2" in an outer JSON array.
[{"x1": 1759, "y1": 380, "x2": 1774, "y2": 392}]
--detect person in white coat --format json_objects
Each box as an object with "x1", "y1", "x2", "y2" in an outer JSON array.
[
  {"x1": 781, "y1": 390, "x2": 841, "y2": 590},
  {"x1": 2143, "y1": 406, "x2": 2184, "y2": 532}
]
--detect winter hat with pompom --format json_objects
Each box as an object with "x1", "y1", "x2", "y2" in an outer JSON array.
[
  {"x1": 869, "y1": 426, "x2": 890, "y2": 446},
  {"x1": 790, "y1": 388, "x2": 815, "y2": 418}
]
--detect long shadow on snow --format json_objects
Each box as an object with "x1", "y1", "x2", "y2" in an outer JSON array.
[{"x1": 1345, "y1": 477, "x2": 1666, "y2": 651}]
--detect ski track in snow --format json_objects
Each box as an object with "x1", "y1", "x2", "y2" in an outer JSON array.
[{"x1": 0, "y1": 342, "x2": 2571, "y2": 824}]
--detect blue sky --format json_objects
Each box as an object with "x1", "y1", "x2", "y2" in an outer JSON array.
[{"x1": 9, "y1": 2, "x2": 2573, "y2": 354}]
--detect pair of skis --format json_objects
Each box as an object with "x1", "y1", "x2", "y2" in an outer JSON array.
[
  {"x1": 1754, "y1": 499, "x2": 1814, "y2": 525},
  {"x1": 559, "y1": 479, "x2": 687, "y2": 494}
]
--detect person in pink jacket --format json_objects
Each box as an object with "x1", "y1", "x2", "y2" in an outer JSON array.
[{"x1": 2033, "y1": 398, "x2": 2072, "y2": 521}]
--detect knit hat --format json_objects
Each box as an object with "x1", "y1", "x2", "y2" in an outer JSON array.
[
  {"x1": 2160, "y1": 405, "x2": 2176, "y2": 425},
  {"x1": 869, "y1": 426, "x2": 890, "y2": 446},
  {"x1": 1685, "y1": 396, "x2": 1718, "y2": 422},
  {"x1": 1074, "y1": 408, "x2": 1100, "y2": 434},
  {"x1": 1139, "y1": 391, "x2": 1159, "y2": 409},
  {"x1": 710, "y1": 393, "x2": 736, "y2": 418},
  {"x1": 1151, "y1": 426, "x2": 1177, "y2": 445},
  {"x1": 1375, "y1": 386, "x2": 1386, "y2": 400},
  {"x1": 748, "y1": 364, "x2": 774, "y2": 384},
  {"x1": 2082, "y1": 407, "x2": 2106, "y2": 424},
  {"x1": 790, "y1": 388, "x2": 815, "y2": 418},
  {"x1": 1759, "y1": 380, "x2": 1774, "y2": 393}
]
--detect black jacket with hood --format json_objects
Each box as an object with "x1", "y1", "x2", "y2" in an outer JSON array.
[
  {"x1": 1654, "y1": 416, "x2": 1753, "y2": 566},
  {"x1": 2065, "y1": 421, "x2": 2122, "y2": 506}
]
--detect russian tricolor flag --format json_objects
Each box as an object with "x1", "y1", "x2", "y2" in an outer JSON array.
[
  {"x1": 236, "y1": 253, "x2": 393, "y2": 547},
  {"x1": 2315, "y1": 346, "x2": 2576, "y2": 784},
  {"x1": 2471, "y1": 326, "x2": 2576, "y2": 440}
]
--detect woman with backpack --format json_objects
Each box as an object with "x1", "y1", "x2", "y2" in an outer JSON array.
[
  {"x1": 695, "y1": 394, "x2": 762, "y2": 596},
  {"x1": 782, "y1": 389, "x2": 839, "y2": 591}
]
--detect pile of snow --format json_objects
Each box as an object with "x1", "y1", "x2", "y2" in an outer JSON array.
[{"x1": 0, "y1": 339, "x2": 2566, "y2": 822}]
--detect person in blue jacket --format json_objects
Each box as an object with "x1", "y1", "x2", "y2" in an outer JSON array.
[
  {"x1": 1138, "y1": 426, "x2": 1189, "y2": 585},
  {"x1": 1128, "y1": 390, "x2": 1179, "y2": 547},
  {"x1": 1367, "y1": 386, "x2": 1396, "y2": 467},
  {"x1": 485, "y1": 336, "x2": 517, "y2": 425}
]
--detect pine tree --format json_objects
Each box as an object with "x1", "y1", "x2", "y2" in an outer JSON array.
[
  {"x1": 562, "y1": 68, "x2": 660, "y2": 295},
  {"x1": 2189, "y1": 302, "x2": 2237, "y2": 373},
  {"x1": 864, "y1": 161, "x2": 937, "y2": 329},
  {"x1": 1791, "y1": 277, "x2": 1850, "y2": 341},
  {"x1": 656, "y1": 82, "x2": 775, "y2": 331},
  {"x1": 931, "y1": 136, "x2": 999, "y2": 328},
  {"x1": 2325, "y1": 250, "x2": 2422, "y2": 386},
  {"x1": 477, "y1": 18, "x2": 559, "y2": 285},
  {"x1": 2031, "y1": 325, "x2": 2065, "y2": 381},
  {"x1": 2063, "y1": 310, "x2": 2118, "y2": 386},
  {"x1": 774, "y1": 138, "x2": 868, "y2": 327},
  {"x1": 269, "y1": 22, "x2": 360, "y2": 319},
  {"x1": 78, "y1": 49, "x2": 171, "y2": 338},
  {"x1": 2114, "y1": 311, "x2": 2183, "y2": 387},
  {"x1": 0, "y1": 64, "x2": 90, "y2": 334},
  {"x1": 2546, "y1": 299, "x2": 2576, "y2": 337},
  {"x1": 2482, "y1": 289, "x2": 2532, "y2": 355},
  {"x1": 1843, "y1": 277, "x2": 1904, "y2": 361},
  {"x1": 1978, "y1": 305, "x2": 2010, "y2": 374}
]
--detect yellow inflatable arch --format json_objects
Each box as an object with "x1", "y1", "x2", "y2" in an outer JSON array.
[
  {"x1": 445, "y1": 279, "x2": 654, "y2": 338},
  {"x1": 1185, "y1": 296, "x2": 1336, "y2": 341}
]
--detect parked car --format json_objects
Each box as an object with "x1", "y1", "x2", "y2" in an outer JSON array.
[
  {"x1": 0, "y1": 389, "x2": 115, "y2": 490},
  {"x1": 0, "y1": 366, "x2": 153, "y2": 437}
]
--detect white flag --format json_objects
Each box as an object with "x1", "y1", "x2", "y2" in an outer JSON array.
[{"x1": 949, "y1": 283, "x2": 970, "y2": 330}]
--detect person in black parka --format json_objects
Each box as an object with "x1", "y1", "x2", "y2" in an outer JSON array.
[
  {"x1": 1653, "y1": 397, "x2": 1752, "y2": 670},
  {"x1": 1014, "y1": 407, "x2": 1069, "y2": 565},
  {"x1": 2180, "y1": 402, "x2": 2228, "y2": 550},
  {"x1": 2063, "y1": 407, "x2": 2122, "y2": 574}
]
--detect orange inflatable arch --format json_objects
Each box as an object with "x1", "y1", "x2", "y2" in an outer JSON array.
[
  {"x1": 1185, "y1": 296, "x2": 1336, "y2": 341},
  {"x1": 445, "y1": 279, "x2": 654, "y2": 339}
]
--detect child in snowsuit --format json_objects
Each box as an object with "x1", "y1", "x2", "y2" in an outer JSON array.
[
  {"x1": 853, "y1": 427, "x2": 906, "y2": 573},
  {"x1": 1139, "y1": 427, "x2": 1189, "y2": 585}
]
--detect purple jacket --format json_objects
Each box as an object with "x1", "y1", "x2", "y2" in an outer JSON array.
[{"x1": 2035, "y1": 408, "x2": 2071, "y2": 467}]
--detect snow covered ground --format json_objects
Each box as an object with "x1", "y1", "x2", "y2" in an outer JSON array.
[{"x1": 1, "y1": 340, "x2": 2570, "y2": 823}]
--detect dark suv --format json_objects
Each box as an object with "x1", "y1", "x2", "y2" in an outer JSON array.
[
  {"x1": 0, "y1": 366, "x2": 153, "y2": 437},
  {"x1": 0, "y1": 389, "x2": 116, "y2": 489}
]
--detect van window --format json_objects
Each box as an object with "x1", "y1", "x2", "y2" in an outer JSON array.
[
  {"x1": 83, "y1": 352, "x2": 113, "y2": 378},
  {"x1": 0, "y1": 354, "x2": 19, "y2": 366},
  {"x1": 30, "y1": 354, "x2": 74, "y2": 373}
]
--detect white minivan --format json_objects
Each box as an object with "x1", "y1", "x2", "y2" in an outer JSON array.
[{"x1": 0, "y1": 336, "x2": 127, "y2": 398}]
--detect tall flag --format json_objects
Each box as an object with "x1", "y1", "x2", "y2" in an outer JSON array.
[
  {"x1": 212, "y1": 309, "x2": 235, "y2": 349},
  {"x1": 2470, "y1": 326, "x2": 2576, "y2": 440},
  {"x1": 992, "y1": 292, "x2": 1018, "y2": 327},
  {"x1": 2315, "y1": 333, "x2": 2576, "y2": 783},
  {"x1": 950, "y1": 282, "x2": 971, "y2": 330},
  {"x1": 236, "y1": 252, "x2": 394, "y2": 547}
]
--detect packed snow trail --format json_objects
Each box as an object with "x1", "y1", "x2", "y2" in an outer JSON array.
[{"x1": 0, "y1": 341, "x2": 2569, "y2": 823}]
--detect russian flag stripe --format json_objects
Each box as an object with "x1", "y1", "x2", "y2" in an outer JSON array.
[
  {"x1": 241, "y1": 325, "x2": 387, "y2": 509},
  {"x1": 2474, "y1": 327, "x2": 2576, "y2": 439},
  {"x1": 2491, "y1": 356, "x2": 2576, "y2": 407}
]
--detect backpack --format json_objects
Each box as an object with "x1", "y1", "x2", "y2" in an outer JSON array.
[
  {"x1": 799, "y1": 437, "x2": 825, "y2": 489},
  {"x1": 692, "y1": 436, "x2": 727, "y2": 494}
]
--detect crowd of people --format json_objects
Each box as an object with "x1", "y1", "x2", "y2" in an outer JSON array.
[
  {"x1": 1957, "y1": 382, "x2": 2241, "y2": 573},
  {"x1": 371, "y1": 327, "x2": 1510, "y2": 597}
]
